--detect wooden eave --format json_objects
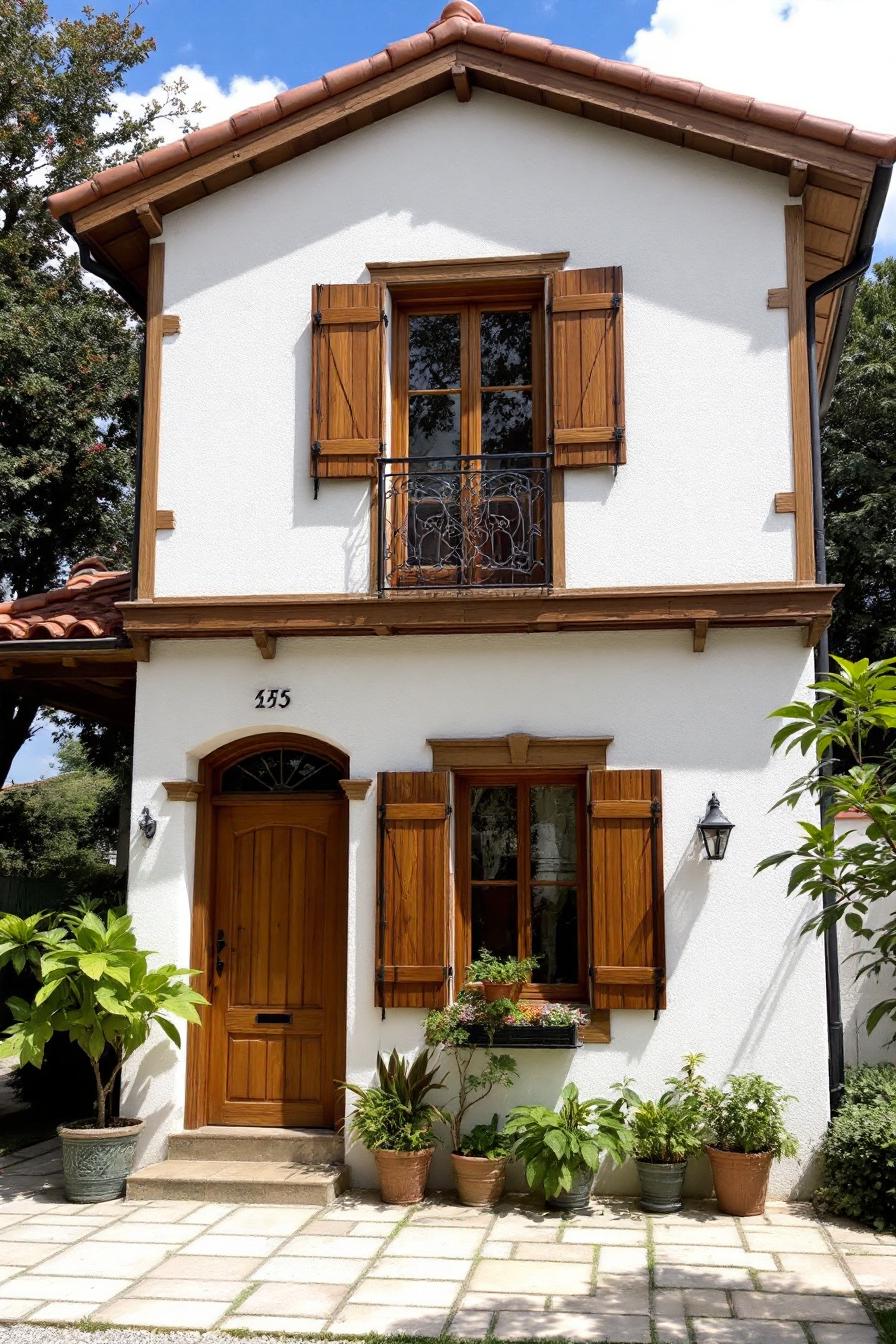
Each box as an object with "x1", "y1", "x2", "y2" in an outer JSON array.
[
  {"x1": 68, "y1": 44, "x2": 882, "y2": 381},
  {"x1": 118, "y1": 582, "x2": 839, "y2": 646},
  {"x1": 0, "y1": 647, "x2": 137, "y2": 727}
]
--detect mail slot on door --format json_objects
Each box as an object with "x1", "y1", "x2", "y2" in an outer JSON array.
[{"x1": 255, "y1": 1012, "x2": 293, "y2": 1024}]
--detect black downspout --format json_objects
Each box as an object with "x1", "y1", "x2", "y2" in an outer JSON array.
[
  {"x1": 60, "y1": 213, "x2": 148, "y2": 602},
  {"x1": 804, "y1": 162, "x2": 892, "y2": 1115}
]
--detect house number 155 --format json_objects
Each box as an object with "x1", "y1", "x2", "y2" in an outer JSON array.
[{"x1": 254, "y1": 689, "x2": 291, "y2": 709}]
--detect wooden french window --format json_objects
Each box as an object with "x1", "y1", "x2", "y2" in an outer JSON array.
[
  {"x1": 588, "y1": 769, "x2": 666, "y2": 1014},
  {"x1": 376, "y1": 771, "x2": 452, "y2": 1010},
  {"x1": 310, "y1": 282, "x2": 385, "y2": 489},
  {"x1": 550, "y1": 266, "x2": 625, "y2": 468}
]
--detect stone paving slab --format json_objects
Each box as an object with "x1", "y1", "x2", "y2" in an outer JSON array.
[{"x1": 0, "y1": 1138, "x2": 886, "y2": 1340}]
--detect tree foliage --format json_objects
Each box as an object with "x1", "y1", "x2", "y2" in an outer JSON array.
[
  {"x1": 823, "y1": 260, "x2": 896, "y2": 661},
  {"x1": 0, "y1": 0, "x2": 198, "y2": 781},
  {"x1": 759, "y1": 656, "x2": 896, "y2": 1037}
]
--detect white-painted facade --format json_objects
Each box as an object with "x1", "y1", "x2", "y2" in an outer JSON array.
[{"x1": 120, "y1": 88, "x2": 830, "y2": 1197}]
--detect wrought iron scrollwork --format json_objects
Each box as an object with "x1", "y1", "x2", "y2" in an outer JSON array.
[{"x1": 377, "y1": 453, "x2": 552, "y2": 592}]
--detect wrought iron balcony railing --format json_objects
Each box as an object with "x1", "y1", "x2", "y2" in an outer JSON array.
[{"x1": 377, "y1": 453, "x2": 552, "y2": 593}]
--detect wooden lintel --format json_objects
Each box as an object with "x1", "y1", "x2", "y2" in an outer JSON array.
[
  {"x1": 252, "y1": 629, "x2": 277, "y2": 660},
  {"x1": 129, "y1": 634, "x2": 150, "y2": 663},
  {"x1": 693, "y1": 619, "x2": 708, "y2": 654},
  {"x1": 451, "y1": 63, "x2": 472, "y2": 102},
  {"x1": 805, "y1": 615, "x2": 827, "y2": 648},
  {"x1": 775, "y1": 492, "x2": 796, "y2": 514},
  {"x1": 430, "y1": 734, "x2": 614, "y2": 771},
  {"x1": 339, "y1": 778, "x2": 374, "y2": 802},
  {"x1": 155, "y1": 508, "x2": 175, "y2": 530},
  {"x1": 163, "y1": 779, "x2": 204, "y2": 802},
  {"x1": 788, "y1": 159, "x2": 809, "y2": 197},
  {"x1": 135, "y1": 202, "x2": 163, "y2": 238},
  {"x1": 120, "y1": 582, "x2": 840, "y2": 644},
  {"x1": 767, "y1": 287, "x2": 789, "y2": 309},
  {"x1": 161, "y1": 314, "x2": 181, "y2": 336}
]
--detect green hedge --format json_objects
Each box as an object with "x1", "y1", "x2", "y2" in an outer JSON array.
[{"x1": 815, "y1": 1064, "x2": 896, "y2": 1232}]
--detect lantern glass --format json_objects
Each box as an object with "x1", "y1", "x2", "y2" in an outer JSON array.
[{"x1": 698, "y1": 793, "x2": 733, "y2": 861}]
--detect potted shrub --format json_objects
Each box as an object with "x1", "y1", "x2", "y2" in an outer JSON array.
[
  {"x1": 466, "y1": 948, "x2": 539, "y2": 1003},
  {"x1": 342, "y1": 1048, "x2": 446, "y2": 1205},
  {"x1": 0, "y1": 909, "x2": 206, "y2": 1203},
  {"x1": 454, "y1": 1114, "x2": 514, "y2": 1207},
  {"x1": 703, "y1": 1073, "x2": 798, "y2": 1216},
  {"x1": 615, "y1": 1054, "x2": 707, "y2": 1213},
  {"x1": 505, "y1": 1082, "x2": 630, "y2": 1212}
]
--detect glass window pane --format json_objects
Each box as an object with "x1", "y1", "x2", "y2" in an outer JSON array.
[
  {"x1": 472, "y1": 884, "x2": 518, "y2": 961},
  {"x1": 471, "y1": 786, "x2": 517, "y2": 881},
  {"x1": 530, "y1": 786, "x2": 578, "y2": 881},
  {"x1": 409, "y1": 393, "x2": 460, "y2": 461},
  {"x1": 409, "y1": 314, "x2": 461, "y2": 389},
  {"x1": 481, "y1": 311, "x2": 532, "y2": 386},
  {"x1": 481, "y1": 390, "x2": 532, "y2": 457},
  {"x1": 531, "y1": 885, "x2": 579, "y2": 983},
  {"x1": 221, "y1": 749, "x2": 342, "y2": 793}
]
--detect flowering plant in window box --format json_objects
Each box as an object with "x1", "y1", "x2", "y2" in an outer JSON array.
[{"x1": 424, "y1": 989, "x2": 587, "y2": 1051}]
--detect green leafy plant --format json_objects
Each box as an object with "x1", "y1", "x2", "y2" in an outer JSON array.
[
  {"x1": 615, "y1": 1053, "x2": 707, "y2": 1164},
  {"x1": 457, "y1": 1113, "x2": 512, "y2": 1160},
  {"x1": 0, "y1": 908, "x2": 207, "y2": 1127},
  {"x1": 466, "y1": 948, "x2": 539, "y2": 984},
  {"x1": 440, "y1": 1046, "x2": 517, "y2": 1154},
  {"x1": 343, "y1": 1049, "x2": 446, "y2": 1153},
  {"x1": 702, "y1": 1074, "x2": 798, "y2": 1159},
  {"x1": 505, "y1": 1082, "x2": 630, "y2": 1200},
  {"x1": 758, "y1": 656, "x2": 896, "y2": 1038},
  {"x1": 815, "y1": 1064, "x2": 896, "y2": 1232}
]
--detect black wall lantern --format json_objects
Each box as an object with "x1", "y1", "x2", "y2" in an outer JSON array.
[
  {"x1": 698, "y1": 792, "x2": 734, "y2": 860},
  {"x1": 137, "y1": 806, "x2": 157, "y2": 841}
]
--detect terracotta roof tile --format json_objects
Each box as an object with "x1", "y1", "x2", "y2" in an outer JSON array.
[
  {"x1": 0, "y1": 559, "x2": 129, "y2": 643},
  {"x1": 46, "y1": 2, "x2": 896, "y2": 222}
]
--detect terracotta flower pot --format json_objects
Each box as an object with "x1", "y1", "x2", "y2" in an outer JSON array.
[
  {"x1": 479, "y1": 981, "x2": 523, "y2": 1003},
  {"x1": 58, "y1": 1117, "x2": 144, "y2": 1204},
  {"x1": 374, "y1": 1147, "x2": 434, "y2": 1205},
  {"x1": 707, "y1": 1146, "x2": 773, "y2": 1216},
  {"x1": 452, "y1": 1152, "x2": 507, "y2": 1206}
]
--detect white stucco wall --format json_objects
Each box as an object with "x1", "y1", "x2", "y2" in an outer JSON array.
[
  {"x1": 122, "y1": 628, "x2": 827, "y2": 1197},
  {"x1": 835, "y1": 813, "x2": 895, "y2": 1070},
  {"x1": 153, "y1": 90, "x2": 794, "y2": 598}
]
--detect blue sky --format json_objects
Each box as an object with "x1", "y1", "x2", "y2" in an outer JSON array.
[{"x1": 10, "y1": 0, "x2": 895, "y2": 782}]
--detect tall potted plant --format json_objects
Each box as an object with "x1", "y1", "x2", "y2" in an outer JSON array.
[
  {"x1": 465, "y1": 948, "x2": 539, "y2": 1003},
  {"x1": 342, "y1": 1049, "x2": 446, "y2": 1205},
  {"x1": 704, "y1": 1073, "x2": 798, "y2": 1216},
  {"x1": 615, "y1": 1054, "x2": 706, "y2": 1213},
  {"x1": 505, "y1": 1082, "x2": 630, "y2": 1212},
  {"x1": 0, "y1": 909, "x2": 207, "y2": 1203}
]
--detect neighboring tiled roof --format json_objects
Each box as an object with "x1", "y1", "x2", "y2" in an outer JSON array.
[
  {"x1": 0, "y1": 559, "x2": 129, "y2": 642},
  {"x1": 47, "y1": 0, "x2": 896, "y2": 220}
]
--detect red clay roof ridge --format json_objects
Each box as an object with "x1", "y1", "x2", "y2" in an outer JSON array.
[
  {"x1": 47, "y1": 4, "x2": 896, "y2": 221},
  {"x1": 0, "y1": 558, "x2": 130, "y2": 643}
]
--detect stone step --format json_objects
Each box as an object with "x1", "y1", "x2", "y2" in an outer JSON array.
[
  {"x1": 126, "y1": 1158, "x2": 349, "y2": 1206},
  {"x1": 167, "y1": 1125, "x2": 343, "y2": 1165}
]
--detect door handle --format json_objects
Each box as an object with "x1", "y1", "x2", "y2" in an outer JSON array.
[{"x1": 215, "y1": 929, "x2": 227, "y2": 976}]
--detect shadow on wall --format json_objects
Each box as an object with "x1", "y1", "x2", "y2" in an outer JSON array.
[{"x1": 122, "y1": 1038, "x2": 179, "y2": 1170}]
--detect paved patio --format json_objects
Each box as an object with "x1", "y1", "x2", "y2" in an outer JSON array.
[{"x1": 0, "y1": 1141, "x2": 892, "y2": 1342}]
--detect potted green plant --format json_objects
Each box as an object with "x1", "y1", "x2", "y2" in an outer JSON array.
[
  {"x1": 614, "y1": 1054, "x2": 707, "y2": 1213},
  {"x1": 505, "y1": 1082, "x2": 630, "y2": 1212},
  {"x1": 342, "y1": 1048, "x2": 446, "y2": 1205},
  {"x1": 424, "y1": 1009, "x2": 519, "y2": 1206},
  {"x1": 454, "y1": 1114, "x2": 514, "y2": 1207},
  {"x1": 703, "y1": 1073, "x2": 798, "y2": 1216},
  {"x1": 0, "y1": 909, "x2": 206, "y2": 1203},
  {"x1": 466, "y1": 948, "x2": 539, "y2": 1003}
]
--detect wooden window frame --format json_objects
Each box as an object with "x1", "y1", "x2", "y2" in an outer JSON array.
[{"x1": 454, "y1": 769, "x2": 589, "y2": 1005}]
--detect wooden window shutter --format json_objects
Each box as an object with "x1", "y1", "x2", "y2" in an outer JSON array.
[
  {"x1": 310, "y1": 282, "x2": 384, "y2": 487},
  {"x1": 589, "y1": 769, "x2": 665, "y2": 1015},
  {"x1": 376, "y1": 771, "x2": 451, "y2": 1010},
  {"x1": 550, "y1": 267, "x2": 625, "y2": 468}
]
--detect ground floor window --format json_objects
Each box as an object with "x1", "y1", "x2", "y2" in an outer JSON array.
[{"x1": 455, "y1": 773, "x2": 588, "y2": 1002}]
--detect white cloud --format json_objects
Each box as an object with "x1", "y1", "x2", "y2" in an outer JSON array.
[
  {"x1": 627, "y1": 0, "x2": 896, "y2": 248},
  {"x1": 113, "y1": 65, "x2": 287, "y2": 137}
]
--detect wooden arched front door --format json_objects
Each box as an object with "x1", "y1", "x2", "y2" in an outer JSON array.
[{"x1": 204, "y1": 737, "x2": 348, "y2": 1127}]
